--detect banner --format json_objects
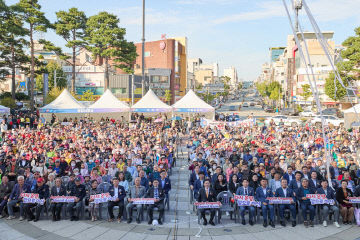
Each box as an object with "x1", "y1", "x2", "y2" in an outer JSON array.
[
  {"x1": 234, "y1": 195, "x2": 261, "y2": 207},
  {"x1": 266, "y1": 197, "x2": 294, "y2": 204},
  {"x1": 194, "y1": 201, "x2": 222, "y2": 209},
  {"x1": 348, "y1": 197, "x2": 360, "y2": 204},
  {"x1": 90, "y1": 193, "x2": 117, "y2": 204},
  {"x1": 20, "y1": 193, "x2": 45, "y2": 205},
  {"x1": 310, "y1": 199, "x2": 335, "y2": 205},
  {"x1": 306, "y1": 194, "x2": 326, "y2": 200},
  {"x1": 200, "y1": 118, "x2": 255, "y2": 129},
  {"x1": 50, "y1": 196, "x2": 77, "y2": 203},
  {"x1": 129, "y1": 198, "x2": 156, "y2": 205}
]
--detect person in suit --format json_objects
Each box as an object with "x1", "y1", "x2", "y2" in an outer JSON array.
[
  {"x1": 336, "y1": 180, "x2": 354, "y2": 224},
  {"x1": 283, "y1": 166, "x2": 295, "y2": 184},
  {"x1": 354, "y1": 184, "x2": 360, "y2": 197},
  {"x1": 269, "y1": 172, "x2": 282, "y2": 194},
  {"x1": 236, "y1": 179, "x2": 255, "y2": 225},
  {"x1": 24, "y1": 177, "x2": 49, "y2": 222},
  {"x1": 197, "y1": 179, "x2": 216, "y2": 226},
  {"x1": 193, "y1": 172, "x2": 205, "y2": 199},
  {"x1": 316, "y1": 180, "x2": 340, "y2": 227},
  {"x1": 214, "y1": 174, "x2": 227, "y2": 196},
  {"x1": 189, "y1": 165, "x2": 200, "y2": 191},
  {"x1": 50, "y1": 178, "x2": 67, "y2": 221},
  {"x1": 7, "y1": 175, "x2": 31, "y2": 220},
  {"x1": 146, "y1": 179, "x2": 165, "y2": 225},
  {"x1": 301, "y1": 166, "x2": 311, "y2": 180},
  {"x1": 296, "y1": 178, "x2": 315, "y2": 227},
  {"x1": 256, "y1": 178, "x2": 275, "y2": 228},
  {"x1": 67, "y1": 177, "x2": 86, "y2": 221},
  {"x1": 126, "y1": 177, "x2": 146, "y2": 224},
  {"x1": 309, "y1": 171, "x2": 320, "y2": 192},
  {"x1": 275, "y1": 179, "x2": 296, "y2": 227},
  {"x1": 289, "y1": 171, "x2": 302, "y2": 193},
  {"x1": 159, "y1": 170, "x2": 171, "y2": 195},
  {"x1": 0, "y1": 175, "x2": 13, "y2": 218},
  {"x1": 108, "y1": 177, "x2": 126, "y2": 223}
]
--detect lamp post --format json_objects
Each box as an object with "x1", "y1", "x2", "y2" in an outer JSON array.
[{"x1": 141, "y1": 0, "x2": 145, "y2": 96}]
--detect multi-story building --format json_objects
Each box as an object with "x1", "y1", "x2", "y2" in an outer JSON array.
[{"x1": 223, "y1": 67, "x2": 238, "y2": 86}]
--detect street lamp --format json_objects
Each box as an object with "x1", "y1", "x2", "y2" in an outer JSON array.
[{"x1": 141, "y1": 0, "x2": 145, "y2": 96}]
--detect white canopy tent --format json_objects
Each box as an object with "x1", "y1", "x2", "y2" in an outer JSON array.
[
  {"x1": 0, "y1": 105, "x2": 10, "y2": 115},
  {"x1": 344, "y1": 104, "x2": 360, "y2": 128},
  {"x1": 88, "y1": 89, "x2": 130, "y2": 120},
  {"x1": 39, "y1": 89, "x2": 87, "y2": 122},
  {"x1": 172, "y1": 90, "x2": 215, "y2": 119},
  {"x1": 131, "y1": 89, "x2": 172, "y2": 115}
]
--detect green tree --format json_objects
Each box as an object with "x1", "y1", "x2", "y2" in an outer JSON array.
[
  {"x1": 300, "y1": 84, "x2": 312, "y2": 101},
  {"x1": 325, "y1": 72, "x2": 349, "y2": 101},
  {"x1": 16, "y1": 0, "x2": 51, "y2": 110},
  {"x1": 0, "y1": 97, "x2": 16, "y2": 108},
  {"x1": 36, "y1": 61, "x2": 67, "y2": 91},
  {"x1": 40, "y1": 8, "x2": 87, "y2": 93},
  {"x1": 85, "y1": 12, "x2": 137, "y2": 90},
  {"x1": 340, "y1": 27, "x2": 360, "y2": 79},
  {"x1": 255, "y1": 82, "x2": 267, "y2": 97},
  {"x1": 0, "y1": 4, "x2": 29, "y2": 99},
  {"x1": 45, "y1": 87, "x2": 63, "y2": 104},
  {"x1": 164, "y1": 89, "x2": 172, "y2": 104}
]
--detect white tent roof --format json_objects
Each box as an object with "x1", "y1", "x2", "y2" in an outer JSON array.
[
  {"x1": 0, "y1": 104, "x2": 10, "y2": 113},
  {"x1": 89, "y1": 89, "x2": 130, "y2": 112},
  {"x1": 172, "y1": 90, "x2": 215, "y2": 112},
  {"x1": 40, "y1": 89, "x2": 86, "y2": 113},
  {"x1": 344, "y1": 104, "x2": 360, "y2": 113},
  {"x1": 131, "y1": 89, "x2": 172, "y2": 112}
]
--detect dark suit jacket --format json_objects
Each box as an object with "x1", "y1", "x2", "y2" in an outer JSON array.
[
  {"x1": 146, "y1": 186, "x2": 165, "y2": 202},
  {"x1": 9, "y1": 183, "x2": 31, "y2": 200},
  {"x1": 309, "y1": 178, "x2": 320, "y2": 191},
  {"x1": 159, "y1": 178, "x2": 171, "y2": 194},
  {"x1": 50, "y1": 185, "x2": 67, "y2": 196},
  {"x1": 197, "y1": 187, "x2": 216, "y2": 202},
  {"x1": 282, "y1": 173, "x2": 295, "y2": 184},
  {"x1": 275, "y1": 187, "x2": 295, "y2": 202},
  {"x1": 69, "y1": 184, "x2": 86, "y2": 201},
  {"x1": 289, "y1": 179, "x2": 301, "y2": 192},
  {"x1": 296, "y1": 187, "x2": 315, "y2": 203},
  {"x1": 32, "y1": 184, "x2": 50, "y2": 199},
  {"x1": 316, "y1": 187, "x2": 335, "y2": 200},
  {"x1": 229, "y1": 181, "x2": 241, "y2": 194},
  {"x1": 255, "y1": 187, "x2": 273, "y2": 203},
  {"x1": 109, "y1": 185, "x2": 126, "y2": 202},
  {"x1": 194, "y1": 179, "x2": 204, "y2": 196},
  {"x1": 354, "y1": 185, "x2": 360, "y2": 197},
  {"x1": 236, "y1": 186, "x2": 255, "y2": 196},
  {"x1": 189, "y1": 173, "x2": 199, "y2": 187},
  {"x1": 336, "y1": 188, "x2": 353, "y2": 205}
]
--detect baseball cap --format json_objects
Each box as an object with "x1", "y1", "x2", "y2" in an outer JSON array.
[{"x1": 37, "y1": 178, "x2": 44, "y2": 183}]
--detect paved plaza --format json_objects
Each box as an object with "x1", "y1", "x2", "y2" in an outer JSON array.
[{"x1": 0, "y1": 153, "x2": 359, "y2": 240}]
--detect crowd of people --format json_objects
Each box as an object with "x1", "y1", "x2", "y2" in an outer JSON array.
[
  {"x1": 188, "y1": 119, "x2": 360, "y2": 227},
  {"x1": 0, "y1": 111, "x2": 360, "y2": 230},
  {"x1": 0, "y1": 113, "x2": 175, "y2": 225}
]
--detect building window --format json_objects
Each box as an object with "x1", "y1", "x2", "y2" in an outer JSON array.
[
  {"x1": 111, "y1": 88, "x2": 126, "y2": 94},
  {"x1": 144, "y1": 51, "x2": 151, "y2": 57}
]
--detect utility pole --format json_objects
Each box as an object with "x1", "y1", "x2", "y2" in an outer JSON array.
[
  {"x1": 141, "y1": 0, "x2": 145, "y2": 97},
  {"x1": 294, "y1": 0, "x2": 302, "y2": 32},
  {"x1": 131, "y1": 74, "x2": 135, "y2": 106},
  {"x1": 54, "y1": 69, "x2": 57, "y2": 89}
]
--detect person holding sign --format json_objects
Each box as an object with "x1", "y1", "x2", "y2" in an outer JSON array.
[
  {"x1": 50, "y1": 178, "x2": 66, "y2": 221},
  {"x1": 316, "y1": 180, "x2": 340, "y2": 228},
  {"x1": 296, "y1": 178, "x2": 315, "y2": 227},
  {"x1": 146, "y1": 179, "x2": 165, "y2": 225},
  {"x1": 24, "y1": 177, "x2": 49, "y2": 222},
  {"x1": 256, "y1": 178, "x2": 275, "y2": 228},
  {"x1": 7, "y1": 176, "x2": 31, "y2": 220},
  {"x1": 336, "y1": 180, "x2": 354, "y2": 225},
  {"x1": 126, "y1": 177, "x2": 146, "y2": 224},
  {"x1": 108, "y1": 177, "x2": 126, "y2": 223},
  {"x1": 67, "y1": 177, "x2": 86, "y2": 221},
  {"x1": 197, "y1": 179, "x2": 216, "y2": 226},
  {"x1": 275, "y1": 179, "x2": 296, "y2": 227},
  {"x1": 236, "y1": 179, "x2": 255, "y2": 226},
  {"x1": 86, "y1": 180, "x2": 101, "y2": 222}
]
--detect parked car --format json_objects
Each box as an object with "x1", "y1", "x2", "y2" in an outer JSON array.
[
  {"x1": 250, "y1": 102, "x2": 255, "y2": 106},
  {"x1": 229, "y1": 105, "x2": 237, "y2": 111},
  {"x1": 311, "y1": 115, "x2": 344, "y2": 127},
  {"x1": 299, "y1": 110, "x2": 316, "y2": 117},
  {"x1": 281, "y1": 108, "x2": 299, "y2": 116},
  {"x1": 264, "y1": 115, "x2": 302, "y2": 127},
  {"x1": 321, "y1": 108, "x2": 344, "y2": 118},
  {"x1": 242, "y1": 102, "x2": 249, "y2": 107},
  {"x1": 264, "y1": 106, "x2": 275, "y2": 113}
]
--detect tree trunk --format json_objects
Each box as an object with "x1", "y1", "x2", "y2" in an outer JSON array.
[
  {"x1": 30, "y1": 23, "x2": 35, "y2": 111},
  {"x1": 11, "y1": 45, "x2": 16, "y2": 100},
  {"x1": 105, "y1": 57, "x2": 109, "y2": 90}
]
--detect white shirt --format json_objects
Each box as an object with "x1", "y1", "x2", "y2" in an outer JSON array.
[
  {"x1": 282, "y1": 188, "x2": 287, "y2": 197},
  {"x1": 262, "y1": 188, "x2": 267, "y2": 196},
  {"x1": 114, "y1": 186, "x2": 119, "y2": 198}
]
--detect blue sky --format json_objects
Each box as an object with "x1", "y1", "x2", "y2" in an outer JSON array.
[{"x1": 5, "y1": 0, "x2": 360, "y2": 81}]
